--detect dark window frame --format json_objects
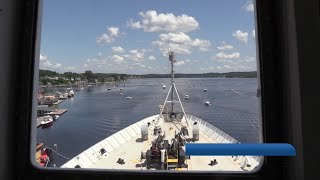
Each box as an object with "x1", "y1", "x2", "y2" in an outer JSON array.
[{"x1": 1, "y1": 0, "x2": 304, "y2": 179}]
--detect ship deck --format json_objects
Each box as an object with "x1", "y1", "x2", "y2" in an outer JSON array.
[{"x1": 62, "y1": 114, "x2": 260, "y2": 171}]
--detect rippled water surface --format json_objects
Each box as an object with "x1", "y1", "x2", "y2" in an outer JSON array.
[{"x1": 36, "y1": 78, "x2": 261, "y2": 166}]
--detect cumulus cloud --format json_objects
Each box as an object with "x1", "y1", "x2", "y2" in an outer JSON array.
[
  {"x1": 243, "y1": 0, "x2": 254, "y2": 12},
  {"x1": 127, "y1": 10, "x2": 199, "y2": 33},
  {"x1": 152, "y1": 32, "x2": 211, "y2": 55},
  {"x1": 123, "y1": 49, "x2": 147, "y2": 62},
  {"x1": 215, "y1": 52, "x2": 240, "y2": 59},
  {"x1": 96, "y1": 26, "x2": 121, "y2": 44},
  {"x1": 148, "y1": 55, "x2": 156, "y2": 60},
  {"x1": 39, "y1": 54, "x2": 64, "y2": 70},
  {"x1": 175, "y1": 60, "x2": 185, "y2": 66},
  {"x1": 223, "y1": 65, "x2": 232, "y2": 69},
  {"x1": 252, "y1": 29, "x2": 255, "y2": 38},
  {"x1": 152, "y1": 41, "x2": 191, "y2": 55},
  {"x1": 112, "y1": 46, "x2": 125, "y2": 53},
  {"x1": 65, "y1": 66, "x2": 76, "y2": 71},
  {"x1": 111, "y1": 55, "x2": 124, "y2": 63},
  {"x1": 232, "y1": 30, "x2": 248, "y2": 43},
  {"x1": 217, "y1": 41, "x2": 234, "y2": 50}
]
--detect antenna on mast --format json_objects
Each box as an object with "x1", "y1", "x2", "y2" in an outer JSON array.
[
  {"x1": 169, "y1": 51, "x2": 175, "y2": 112},
  {"x1": 158, "y1": 51, "x2": 189, "y2": 126}
]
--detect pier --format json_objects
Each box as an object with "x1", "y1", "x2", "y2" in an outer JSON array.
[
  {"x1": 37, "y1": 109, "x2": 68, "y2": 127},
  {"x1": 53, "y1": 100, "x2": 64, "y2": 105}
]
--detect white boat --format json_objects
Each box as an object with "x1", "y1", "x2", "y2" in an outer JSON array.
[
  {"x1": 126, "y1": 96, "x2": 132, "y2": 100},
  {"x1": 162, "y1": 84, "x2": 166, "y2": 89},
  {"x1": 204, "y1": 101, "x2": 211, "y2": 106},
  {"x1": 107, "y1": 88, "x2": 111, "y2": 90},
  {"x1": 61, "y1": 52, "x2": 261, "y2": 171},
  {"x1": 185, "y1": 95, "x2": 189, "y2": 99},
  {"x1": 40, "y1": 115, "x2": 54, "y2": 128},
  {"x1": 120, "y1": 88, "x2": 123, "y2": 91},
  {"x1": 69, "y1": 90, "x2": 75, "y2": 97},
  {"x1": 204, "y1": 89, "x2": 207, "y2": 92}
]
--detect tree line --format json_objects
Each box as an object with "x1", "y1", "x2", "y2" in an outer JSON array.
[{"x1": 39, "y1": 70, "x2": 126, "y2": 85}]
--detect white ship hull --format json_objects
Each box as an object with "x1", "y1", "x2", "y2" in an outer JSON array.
[{"x1": 61, "y1": 114, "x2": 261, "y2": 171}]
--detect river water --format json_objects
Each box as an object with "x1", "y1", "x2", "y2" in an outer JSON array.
[{"x1": 36, "y1": 78, "x2": 261, "y2": 166}]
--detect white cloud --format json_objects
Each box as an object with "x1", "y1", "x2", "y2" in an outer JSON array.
[
  {"x1": 153, "y1": 32, "x2": 211, "y2": 55},
  {"x1": 53, "y1": 63, "x2": 62, "y2": 68},
  {"x1": 96, "y1": 26, "x2": 121, "y2": 44},
  {"x1": 243, "y1": 1, "x2": 254, "y2": 12},
  {"x1": 65, "y1": 66, "x2": 76, "y2": 71},
  {"x1": 130, "y1": 50, "x2": 144, "y2": 61},
  {"x1": 148, "y1": 55, "x2": 156, "y2": 60},
  {"x1": 223, "y1": 65, "x2": 231, "y2": 69},
  {"x1": 97, "y1": 52, "x2": 103, "y2": 56},
  {"x1": 217, "y1": 41, "x2": 234, "y2": 50},
  {"x1": 108, "y1": 26, "x2": 120, "y2": 37},
  {"x1": 153, "y1": 41, "x2": 191, "y2": 55},
  {"x1": 215, "y1": 52, "x2": 240, "y2": 59},
  {"x1": 112, "y1": 46, "x2": 125, "y2": 53},
  {"x1": 252, "y1": 29, "x2": 255, "y2": 38},
  {"x1": 232, "y1": 30, "x2": 248, "y2": 43},
  {"x1": 39, "y1": 54, "x2": 64, "y2": 71},
  {"x1": 128, "y1": 10, "x2": 199, "y2": 33},
  {"x1": 175, "y1": 60, "x2": 185, "y2": 66},
  {"x1": 123, "y1": 49, "x2": 147, "y2": 62},
  {"x1": 111, "y1": 55, "x2": 124, "y2": 63}
]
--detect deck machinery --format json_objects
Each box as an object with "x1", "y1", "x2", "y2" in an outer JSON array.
[{"x1": 140, "y1": 52, "x2": 191, "y2": 170}]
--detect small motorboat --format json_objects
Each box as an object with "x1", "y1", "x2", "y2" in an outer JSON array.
[
  {"x1": 68, "y1": 90, "x2": 74, "y2": 97},
  {"x1": 204, "y1": 89, "x2": 207, "y2": 92},
  {"x1": 126, "y1": 96, "x2": 132, "y2": 100},
  {"x1": 204, "y1": 101, "x2": 211, "y2": 106},
  {"x1": 36, "y1": 142, "x2": 52, "y2": 167},
  {"x1": 162, "y1": 84, "x2": 166, "y2": 89},
  {"x1": 107, "y1": 88, "x2": 111, "y2": 90},
  {"x1": 185, "y1": 95, "x2": 189, "y2": 99},
  {"x1": 41, "y1": 115, "x2": 54, "y2": 128},
  {"x1": 231, "y1": 88, "x2": 234, "y2": 91},
  {"x1": 119, "y1": 88, "x2": 123, "y2": 91}
]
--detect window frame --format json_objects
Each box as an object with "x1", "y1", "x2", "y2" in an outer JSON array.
[{"x1": 6, "y1": 0, "x2": 301, "y2": 179}]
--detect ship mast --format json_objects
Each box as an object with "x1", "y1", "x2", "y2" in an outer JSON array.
[
  {"x1": 169, "y1": 52, "x2": 175, "y2": 112},
  {"x1": 158, "y1": 51, "x2": 189, "y2": 126}
]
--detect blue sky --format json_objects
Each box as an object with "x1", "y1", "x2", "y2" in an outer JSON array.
[{"x1": 39, "y1": 0, "x2": 257, "y2": 74}]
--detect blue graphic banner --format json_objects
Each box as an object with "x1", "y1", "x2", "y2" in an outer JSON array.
[{"x1": 185, "y1": 143, "x2": 296, "y2": 156}]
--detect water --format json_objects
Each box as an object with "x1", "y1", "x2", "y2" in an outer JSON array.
[{"x1": 36, "y1": 78, "x2": 260, "y2": 166}]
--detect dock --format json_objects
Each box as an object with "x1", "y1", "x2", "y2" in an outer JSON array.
[
  {"x1": 46, "y1": 109, "x2": 68, "y2": 116},
  {"x1": 53, "y1": 100, "x2": 64, "y2": 105},
  {"x1": 37, "y1": 109, "x2": 68, "y2": 127}
]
